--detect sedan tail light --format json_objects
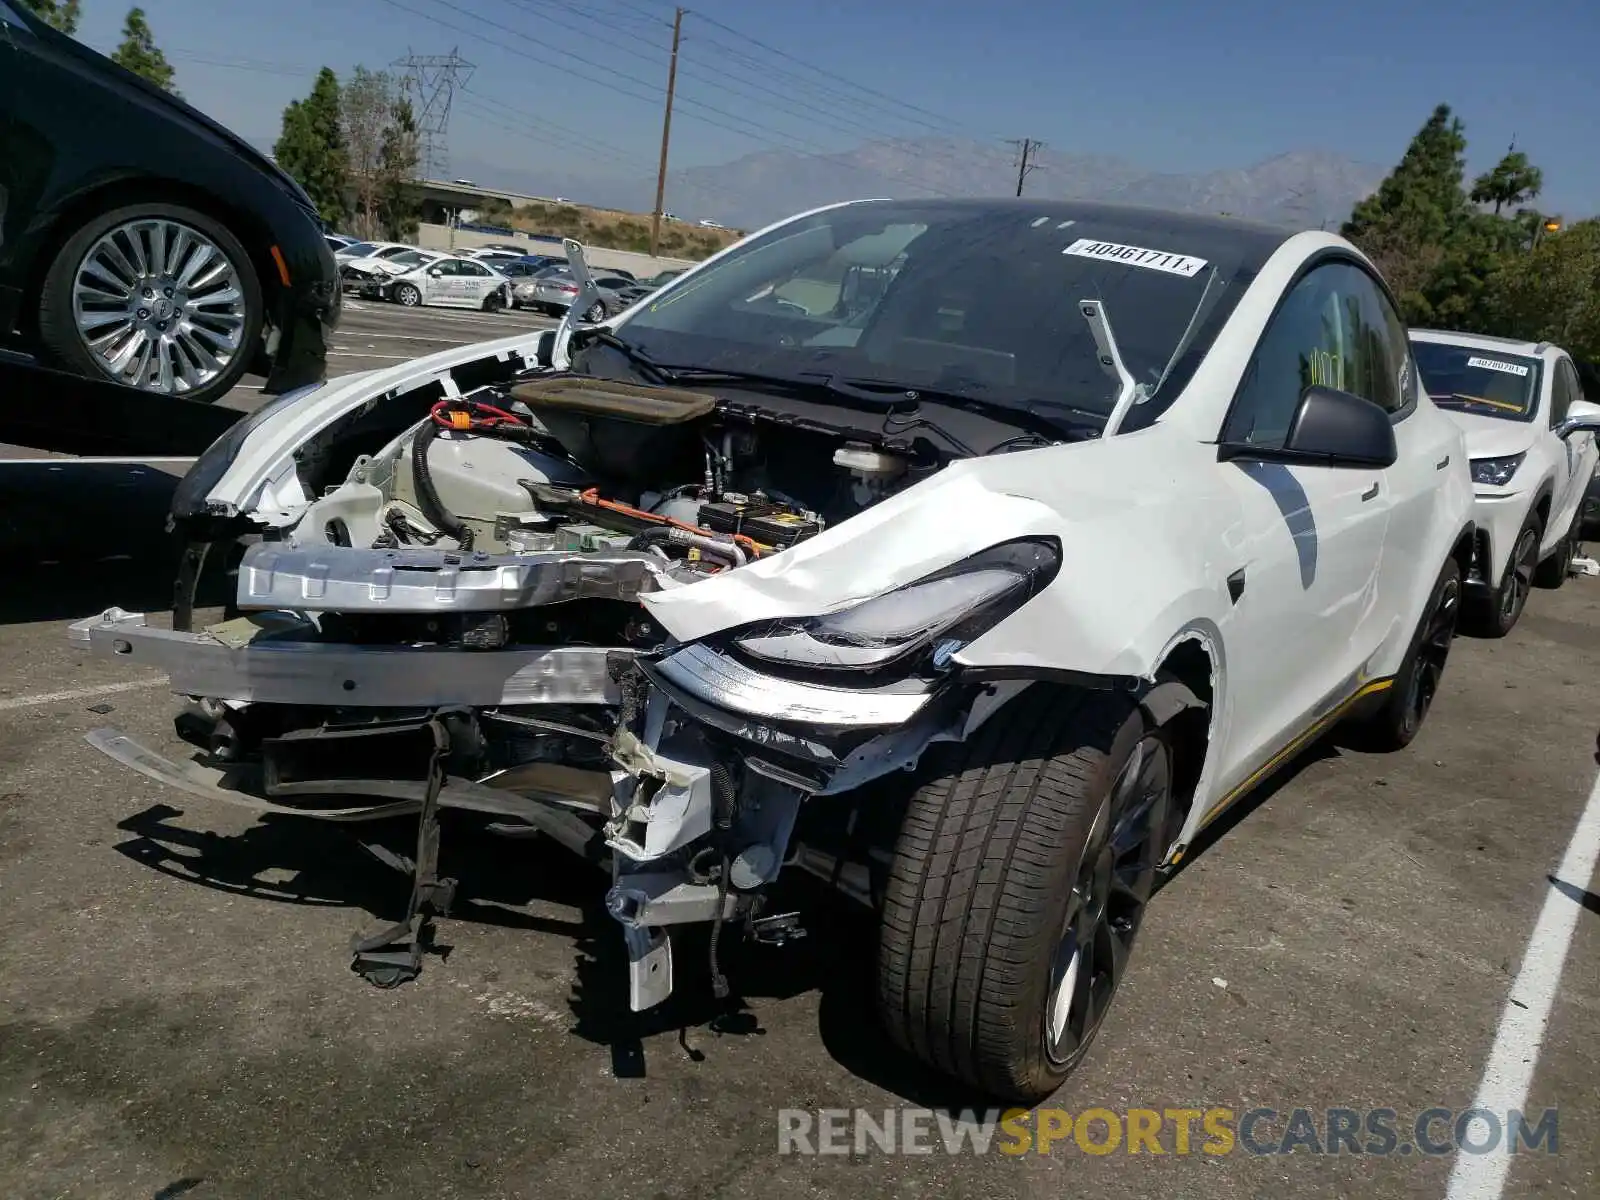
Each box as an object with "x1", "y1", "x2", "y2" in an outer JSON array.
[{"x1": 559, "y1": 284, "x2": 578, "y2": 294}]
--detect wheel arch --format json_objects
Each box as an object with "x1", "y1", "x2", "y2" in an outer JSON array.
[
  {"x1": 1142, "y1": 630, "x2": 1221, "y2": 856},
  {"x1": 1449, "y1": 518, "x2": 1477, "y2": 582},
  {"x1": 20, "y1": 176, "x2": 283, "y2": 341}
]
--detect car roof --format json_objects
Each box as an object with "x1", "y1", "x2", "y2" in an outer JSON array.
[
  {"x1": 1410, "y1": 328, "x2": 1559, "y2": 359},
  {"x1": 847, "y1": 197, "x2": 1294, "y2": 274}
]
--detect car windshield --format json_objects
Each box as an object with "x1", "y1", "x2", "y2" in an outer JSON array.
[
  {"x1": 1412, "y1": 341, "x2": 1539, "y2": 422},
  {"x1": 616, "y1": 201, "x2": 1257, "y2": 429},
  {"x1": 342, "y1": 242, "x2": 379, "y2": 257},
  {"x1": 387, "y1": 250, "x2": 430, "y2": 267}
]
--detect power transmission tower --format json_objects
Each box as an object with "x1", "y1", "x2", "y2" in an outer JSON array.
[
  {"x1": 1006, "y1": 138, "x2": 1044, "y2": 197},
  {"x1": 392, "y1": 49, "x2": 475, "y2": 180},
  {"x1": 650, "y1": 7, "x2": 685, "y2": 258}
]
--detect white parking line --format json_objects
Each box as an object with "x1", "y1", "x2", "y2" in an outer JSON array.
[
  {"x1": 1444, "y1": 768, "x2": 1600, "y2": 1200},
  {"x1": 338, "y1": 330, "x2": 510, "y2": 344},
  {"x1": 0, "y1": 678, "x2": 168, "y2": 713},
  {"x1": 328, "y1": 351, "x2": 415, "y2": 361}
]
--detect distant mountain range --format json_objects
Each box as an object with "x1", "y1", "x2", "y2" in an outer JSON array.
[{"x1": 448, "y1": 138, "x2": 1387, "y2": 233}]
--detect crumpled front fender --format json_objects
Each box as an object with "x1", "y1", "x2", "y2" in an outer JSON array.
[{"x1": 642, "y1": 433, "x2": 1238, "y2": 683}]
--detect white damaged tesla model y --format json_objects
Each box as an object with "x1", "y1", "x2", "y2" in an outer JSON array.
[{"x1": 70, "y1": 201, "x2": 1519, "y2": 1102}]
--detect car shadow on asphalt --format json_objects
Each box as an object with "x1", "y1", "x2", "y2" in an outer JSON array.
[{"x1": 108, "y1": 799, "x2": 995, "y2": 1109}]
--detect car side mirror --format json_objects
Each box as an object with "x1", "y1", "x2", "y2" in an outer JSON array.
[
  {"x1": 1218, "y1": 386, "x2": 1397, "y2": 469},
  {"x1": 1555, "y1": 398, "x2": 1600, "y2": 438},
  {"x1": 427, "y1": 267, "x2": 444, "y2": 277}
]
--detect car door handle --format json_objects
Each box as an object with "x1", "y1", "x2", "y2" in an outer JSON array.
[
  {"x1": 1436, "y1": 456, "x2": 1451, "y2": 470},
  {"x1": 1361, "y1": 482, "x2": 1380, "y2": 501}
]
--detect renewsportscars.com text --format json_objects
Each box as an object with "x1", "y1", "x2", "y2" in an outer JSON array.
[{"x1": 776, "y1": 1106, "x2": 1559, "y2": 1157}]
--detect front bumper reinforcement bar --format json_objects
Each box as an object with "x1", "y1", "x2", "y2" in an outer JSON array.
[{"x1": 69, "y1": 608, "x2": 624, "y2": 707}]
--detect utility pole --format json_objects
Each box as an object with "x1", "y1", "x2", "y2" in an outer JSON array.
[
  {"x1": 650, "y1": 7, "x2": 685, "y2": 258},
  {"x1": 1005, "y1": 138, "x2": 1044, "y2": 197}
]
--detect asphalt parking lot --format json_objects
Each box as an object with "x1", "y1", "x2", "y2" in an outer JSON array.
[{"x1": 2, "y1": 302, "x2": 1599, "y2": 1199}]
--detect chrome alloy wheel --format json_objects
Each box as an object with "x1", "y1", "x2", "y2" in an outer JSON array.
[
  {"x1": 1500, "y1": 527, "x2": 1538, "y2": 622},
  {"x1": 70, "y1": 218, "x2": 247, "y2": 395}
]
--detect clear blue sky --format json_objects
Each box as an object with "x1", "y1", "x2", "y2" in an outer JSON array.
[{"x1": 74, "y1": 0, "x2": 1599, "y2": 215}]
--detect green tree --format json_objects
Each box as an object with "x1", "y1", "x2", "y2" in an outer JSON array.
[
  {"x1": 273, "y1": 68, "x2": 352, "y2": 229},
  {"x1": 342, "y1": 67, "x2": 397, "y2": 239},
  {"x1": 1345, "y1": 104, "x2": 1470, "y2": 250},
  {"x1": 1483, "y1": 220, "x2": 1600, "y2": 360},
  {"x1": 377, "y1": 99, "x2": 422, "y2": 242},
  {"x1": 1343, "y1": 104, "x2": 1516, "y2": 329},
  {"x1": 110, "y1": 7, "x2": 178, "y2": 94},
  {"x1": 1470, "y1": 150, "x2": 1543, "y2": 217},
  {"x1": 19, "y1": 0, "x2": 81, "y2": 33}
]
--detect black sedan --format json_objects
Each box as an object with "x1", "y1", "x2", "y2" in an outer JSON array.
[{"x1": 0, "y1": 2, "x2": 338, "y2": 403}]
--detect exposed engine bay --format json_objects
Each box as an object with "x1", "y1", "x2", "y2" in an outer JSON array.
[
  {"x1": 73, "y1": 357, "x2": 1034, "y2": 1004},
  {"x1": 289, "y1": 371, "x2": 921, "y2": 577}
]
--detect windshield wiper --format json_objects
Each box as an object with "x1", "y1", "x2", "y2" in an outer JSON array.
[
  {"x1": 618, "y1": 365, "x2": 1096, "y2": 454},
  {"x1": 828, "y1": 376, "x2": 1100, "y2": 444},
  {"x1": 578, "y1": 329, "x2": 678, "y2": 384}
]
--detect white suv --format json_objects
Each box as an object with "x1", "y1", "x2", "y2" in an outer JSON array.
[
  {"x1": 75, "y1": 204, "x2": 1512, "y2": 1103},
  {"x1": 1411, "y1": 330, "x2": 1600, "y2": 635}
]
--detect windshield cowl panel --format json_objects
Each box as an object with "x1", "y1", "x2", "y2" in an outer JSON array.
[{"x1": 614, "y1": 200, "x2": 1273, "y2": 439}]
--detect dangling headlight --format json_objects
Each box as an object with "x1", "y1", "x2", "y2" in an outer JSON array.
[{"x1": 732, "y1": 538, "x2": 1060, "y2": 673}]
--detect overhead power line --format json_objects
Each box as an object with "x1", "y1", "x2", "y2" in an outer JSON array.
[{"x1": 368, "y1": 0, "x2": 960, "y2": 200}]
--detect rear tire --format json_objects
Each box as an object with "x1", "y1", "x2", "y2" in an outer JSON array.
[
  {"x1": 584, "y1": 300, "x2": 607, "y2": 323},
  {"x1": 1356, "y1": 557, "x2": 1460, "y2": 751},
  {"x1": 876, "y1": 688, "x2": 1175, "y2": 1104},
  {"x1": 1466, "y1": 518, "x2": 1539, "y2": 638},
  {"x1": 38, "y1": 202, "x2": 262, "y2": 404}
]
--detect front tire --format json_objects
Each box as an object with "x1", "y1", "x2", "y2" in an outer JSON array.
[
  {"x1": 1533, "y1": 511, "x2": 1579, "y2": 589},
  {"x1": 876, "y1": 689, "x2": 1174, "y2": 1104},
  {"x1": 395, "y1": 283, "x2": 422, "y2": 308},
  {"x1": 1467, "y1": 518, "x2": 1539, "y2": 638},
  {"x1": 38, "y1": 202, "x2": 263, "y2": 404},
  {"x1": 1356, "y1": 557, "x2": 1461, "y2": 751}
]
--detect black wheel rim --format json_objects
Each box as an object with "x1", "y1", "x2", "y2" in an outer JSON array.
[
  {"x1": 1407, "y1": 576, "x2": 1460, "y2": 729},
  {"x1": 1501, "y1": 529, "x2": 1538, "y2": 620},
  {"x1": 1044, "y1": 735, "x2": 1171, "y2": 1066}
]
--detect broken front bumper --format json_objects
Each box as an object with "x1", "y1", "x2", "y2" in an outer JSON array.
[
  {"x1": 68, "y1": 608, "x2": 621, "y2": 707},
  {"x1": 67, "y1": 599, "x2": 959, "y2": 1011}
]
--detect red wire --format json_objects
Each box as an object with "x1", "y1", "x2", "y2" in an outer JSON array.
[{"x1": 429, "y1": 397, "x2": 528, "y2": 429}]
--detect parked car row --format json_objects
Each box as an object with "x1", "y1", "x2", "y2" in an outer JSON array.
[{"x1": 327, "y1": 235, "x2": 682, "y2": 320}]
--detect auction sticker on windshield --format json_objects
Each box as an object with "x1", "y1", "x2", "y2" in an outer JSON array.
[
  {"x1": 1467, "y1": 356, "x2": 1530, "y2": 377},
  {"x1": 1062, "y1": 239, "x2": 1209, "y2": 278}
]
